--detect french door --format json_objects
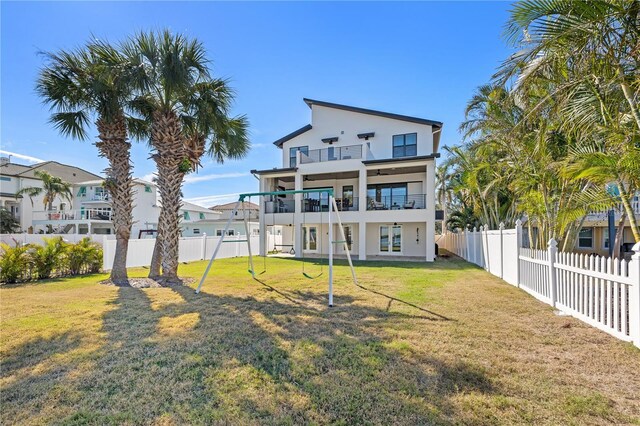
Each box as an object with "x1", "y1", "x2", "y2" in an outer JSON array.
[
  {"x1": 303, "y1": 226, "x2": 318, "y2": 252},
  {"x1": 379, "y1": 225, "x2": 402, "y2": 254}
]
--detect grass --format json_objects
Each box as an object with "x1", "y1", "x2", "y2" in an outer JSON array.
[{"x1": 1, "y1": 255, "x2": 639, "y2": 425}]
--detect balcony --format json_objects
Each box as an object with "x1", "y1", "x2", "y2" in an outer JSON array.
[
  {"x1": 264, "y1": 199, "x2": 295, "y2": 214},
  {"x1": 585, "y1": 199, "x2": 640, "y2": 220},
  {"x1": 366, "y1": 194, "x2": 426, "y2": 210},
  {"x1": 33, "y1": 209, "x2": 112, "y2": 221},
  {"x1": 80, "y1": 193, "x2": 110, "y2": 202},
  {"x1": 300, "y1": 144, "x2": 362, "y2": 164}
]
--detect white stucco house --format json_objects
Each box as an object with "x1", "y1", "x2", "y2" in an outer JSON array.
[
  {"x1": 252, "y1": 98, "x2": 442, "y2": 261},
  {"x1": 0, "y1": 158, "x2": 102, "y2": 232},
  {"x1": 29, "y1": 178, "x2": 221, "y2": 237}
]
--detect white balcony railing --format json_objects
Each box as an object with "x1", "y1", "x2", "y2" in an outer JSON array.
[
  {"x1": 33, "y1": 209, "x2": 112, "y2": 221},
  {"x1": 300, "y1": 144, "x2": 363, "y2": 164},
  {"x1": 586, "y1": 199, "x2": 640, "y2": 219}
]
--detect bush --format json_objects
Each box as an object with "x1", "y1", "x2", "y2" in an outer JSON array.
[
  {"x1": 66, "y1": 238, "x2": 103, "y2": 275},
  {"x1": 29, "y1": 237, "x2": 66, "y2": 280},
  {"x1": 0, "y1": 237, "x2": 103, "y2": 283},
  {"x1": 0, "y1": 243, "x2": 33, "y2": 283}
]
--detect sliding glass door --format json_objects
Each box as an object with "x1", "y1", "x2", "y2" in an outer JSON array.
[{"x1": 303, "y1": 226, "x2": 318, "y2": 252}]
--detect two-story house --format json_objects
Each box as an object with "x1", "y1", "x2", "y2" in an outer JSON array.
[
  {"x1": 251, "y1": 98, "x2": 442, "y2": 262},
  {"x1": 32, "y1": 179, "x2": 220, "y2": 237},
  {"x1": 0, "y1": 158, "x2": 101, "y2": 232}
]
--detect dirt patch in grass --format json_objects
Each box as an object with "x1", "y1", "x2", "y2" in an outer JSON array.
[{"x1": 1, "y1": 257, "x2": 639, "y2": 425}]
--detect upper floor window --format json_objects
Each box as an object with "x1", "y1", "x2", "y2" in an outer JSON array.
[
  {"x1": 77, "y1": 186, "x2": 87, "y2": 197},
  {"x1": 0, "y1": 176, "x2": 11, "y2": 181},
  {"x1": 184, "y1": 211, "x2": 190, "y2": 220},
  {"x1": 199, "y1": 212, "x2": 206, "y2": 220},
  {"x1": 289, "y1": 146, "x2": 309, "y2": 167},
  {"x1": 144, "y1": 185, "x2": 152, "y2": 193},
  {"x1": 392, "y1": 133, "x2": 417, "y2": 158}
]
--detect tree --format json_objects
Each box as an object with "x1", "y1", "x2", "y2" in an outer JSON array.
[
  {"x1": 36, "y1": 42, "x2": 138, "y2": 282},
  {"x1": 123, "y1": 30, "x2": 249, "y2": 281},
  {"x1": 0, "y1": 208, "x2": 20, "y2": 233},
  {"x1": 16, "y1": 170, "x2": 72, "y2": 211}
]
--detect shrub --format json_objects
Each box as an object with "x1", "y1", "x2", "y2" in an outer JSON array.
[
  {"x1": 0, "y1": 242, "x2": 32, "y2": 283},
  {"x1": 29, "y1": 237, "x2": 66, "y2": 280},
  {"x1": 66, "y1": 238, "x2": 103, "y2": 275}
]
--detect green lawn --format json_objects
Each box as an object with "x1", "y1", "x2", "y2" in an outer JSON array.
[{"x1": 1, "y1": 255, "x2": 639, "y2": 425}]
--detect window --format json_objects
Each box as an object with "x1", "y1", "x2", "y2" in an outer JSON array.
[
  {"x1": 77, "y1": 186, "x2": 87, "y2": 197},
  {"x1": 578, "y1": 227, "x2": 593, "y2": 248},
  {"x1": 0, "y1": 176, "x2": 11, "y2": 181},
  {"x1": 342, "y1": 185, "x2": 354, "y2": 208},
  {"x1": 199, "y1": 212, "x2": 205, "y2": 220},
  {"x1": 344, "y1": 225, "x2": 352, "y2": 251},
  {"x1": 217, "y1": 229, "x2": 236, "y2": 236},
  {"x1": 392, "y1": 133, "x2": 417, "y2": 158},
  {"x1": 367, "y1": 184, "x2": 407, "y2": 208},
  {"x1": 183, "y1": 211, "x2": 190, "y2": 220},
  {"x1": 603, "y1": 228, "x2": 617, "y2": 249},
  {"x1": 145, "y1": 185, "x2": 152, "y2": 193},
  {"x1": 289, "y1": 146, "x2": 309, "y2": 167},
  {"x1": 380, "y1": 225, "x2": 402, "y2": 253},
  {"x1": 216, "y1": 229, "x2": 223, "y2": 236},
  {"x1": 193, "y1": 228, "x2": 200, "y2": 235},
  {"x1": 303, "y1": 226, "x2": 318, "y2": 251}
]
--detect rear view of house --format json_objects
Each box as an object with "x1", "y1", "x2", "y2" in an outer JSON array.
[{"x1": 252, "y1": 98, "x2": 442, "y2": 261}]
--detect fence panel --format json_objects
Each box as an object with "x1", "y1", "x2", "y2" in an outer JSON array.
[{"x1": 439, "y1": 222, "x2": 639, "y2": 347}]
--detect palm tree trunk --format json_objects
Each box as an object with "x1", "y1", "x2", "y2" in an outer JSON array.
[
  {"x1": 149, "y1": 232, "x2": 162, "y2": 278},
  {"x1": 96, "y1": 113, "x2": 133, "y2": 282},
  {"x1": 152, "y1": 110, "x2": 186, "y2": 281}
]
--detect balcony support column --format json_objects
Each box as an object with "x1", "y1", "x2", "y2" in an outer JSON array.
[
  {"x1": 426, "y1": 161, "x2": 436, "y2": 262},
  {"x1": 358, "y1": 167, "x2": 367, "y2": 213},
  {"x1": 258, "y1": 177, "x2": 268, "y2": 256},
  {"x1": 294, "y1": 173, "x2": 303, "y2": 258}
]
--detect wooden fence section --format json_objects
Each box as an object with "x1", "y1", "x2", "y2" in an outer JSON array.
[{"x1": 438, "y1": 221, "x2": 640, "y2": 348}]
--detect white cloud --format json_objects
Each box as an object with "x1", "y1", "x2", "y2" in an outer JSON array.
[
  {"x1": 0, "y1": 150, "x2": 45, "y2": 164},
  {"x1": 184, "y1": 192, "x2": 242, "y2": 207},
  {"x1": 140, "y1": 173, "x2": 156, "y2": 183},
  {"x1": 183, "y1": 172, "x2": 249, "y2": 184}
]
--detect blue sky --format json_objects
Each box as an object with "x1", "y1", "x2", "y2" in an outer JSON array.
[{"x1": 1, "y1": 1, "x2": 513, "y2": 206}]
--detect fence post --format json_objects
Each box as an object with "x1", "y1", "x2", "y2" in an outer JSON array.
[
  {"x1": 515, "y1": 219, "x2": 522, "y2": 288},
  {"x1": 483, "y1": 224, "x2": 490, "y2": 272},
  {"x1": 629, "y1": 242, "x2": 640, "y2": 347},
  {"x1": 464, "y1": 227, "x2": 470, "y2": 261},
  {"x1": 201, "y1": 233, "x2": 207, "y2": 260},
  {"x1": 499, "y1": 222, "x2": 505, "y2": 279},
  {"x1": 548, "y1": 238, "x2": 558, "y2": 308},
  {"x1": 472, "y1": 226, "x2": 477, "y2": 265}
]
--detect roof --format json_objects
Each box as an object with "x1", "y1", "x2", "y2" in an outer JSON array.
[
  {"x1": 181, "y1": 201, "x2": 217, "y2": 214},
  {"x1": 250, "y1": 167, "x2": 297, "y2": 175},
  {"x1": 303, "y1": 98, "x2": 443, "y2": 129},
  {"x1": 272, "y1": 124, "x2": 313, "y2": 148},
  {"x1": 211, "y1": 201, "x2": 259, "y2": 211},
  {"x1": 0, "y1": 163, "x2": 32, "y2": 177},
  {"x1": 16, "y1": 161, "x2": 101, "y2": 183},
  {"x1": 362, "y1": 154, "x2": 440, "y2": 165}
]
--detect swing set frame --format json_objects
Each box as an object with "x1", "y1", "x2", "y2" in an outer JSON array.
[{"x1": 195, "y1": 188, "x2": 358, "y2": 307}]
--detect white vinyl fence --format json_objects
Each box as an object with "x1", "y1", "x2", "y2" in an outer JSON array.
[
  {"x1": 1, "y1": 233, "x2": 109, "y2": 246},
  {"x1": 438, "y1": 221, "x2": 640, "y2": 348},
  {"x1": 102, "y1": 233, "x2": 282, "y2": 270}
]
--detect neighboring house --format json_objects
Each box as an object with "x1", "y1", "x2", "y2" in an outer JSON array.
[
  {"x1": 0, "y1": 157, "x2": 101, "y2": 232},
  {"x1": 179, "y1": 201, "x2": 276, "y2": 238},
  {"x1": 251, "y1": 98, "x2": 442, "y2": 261},
  {"x1": 31, "y1": 178, "x2": 220, "y2": 237},
  {"x1": 574, "y1": 196, "x2": 640, "y2": 258},
  {"x1": 179, "y1": 201, "x2": 222, "y2": 237}
]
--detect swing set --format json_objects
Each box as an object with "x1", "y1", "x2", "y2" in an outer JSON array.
[{"x1": 195, "y1": 188, "x2": 358, "y2": 307}]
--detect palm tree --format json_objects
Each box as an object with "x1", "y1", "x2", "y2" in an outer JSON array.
[
  {"x1": 36, "y1": 42, "x2": 137, "y2": 282},
  {"x1": 16, "y1": 170, "x2": 72, "y2": 211},
  {"x1": 123, "y1": 30, "x2": 249, "y2": 281}
]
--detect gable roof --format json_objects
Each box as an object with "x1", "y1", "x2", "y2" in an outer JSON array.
[
  {"x1": 15, "y1": 161, "x2": 101, "y2": 183},
  {"x1": 181, "y1": 201, "x2": 216, "y2": 214},
  {"x1": 0, "y1": 162, "x2": 32, "y2": 177},
  {"x1": 303, "y1": 98, "x2": 443, "y2": 129},
  {"x1": 272, "y1": 124, "x2": 313, "y2": 148},
  {"x1": 212, "y1": 201, "x2": 259, "y2": 211}
]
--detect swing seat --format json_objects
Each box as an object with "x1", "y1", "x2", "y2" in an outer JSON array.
[{"x1": 302, "y1": 271, "x2": 323, "y2": 279}]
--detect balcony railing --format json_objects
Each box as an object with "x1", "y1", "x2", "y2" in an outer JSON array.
[
  {"x1": 302, "y1": 197, "x2": 359, "y2": 212},
  {"x1": 366, "y1": 194, "x2": 426, "y2": 210},
  {"x1": 300, "y1": 144, "x2": 362, "y2": 164},
  {"x1": 264, "y1": 199, "x2": 295, "y2": 214},
  {"x1": 33, "y1": 209, "x2": 113, "y2": 221}
]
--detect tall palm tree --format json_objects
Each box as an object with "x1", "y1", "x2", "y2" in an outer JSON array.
[
  {"x1": 36, "y1": 42, "x2": 137, "y2": 282},
  {"x1": 16, "y1": 170, "x2": 72, "y2": 211},
  {"x1": 123, "y1": 30, "x2": 249, "y2": 281}
]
